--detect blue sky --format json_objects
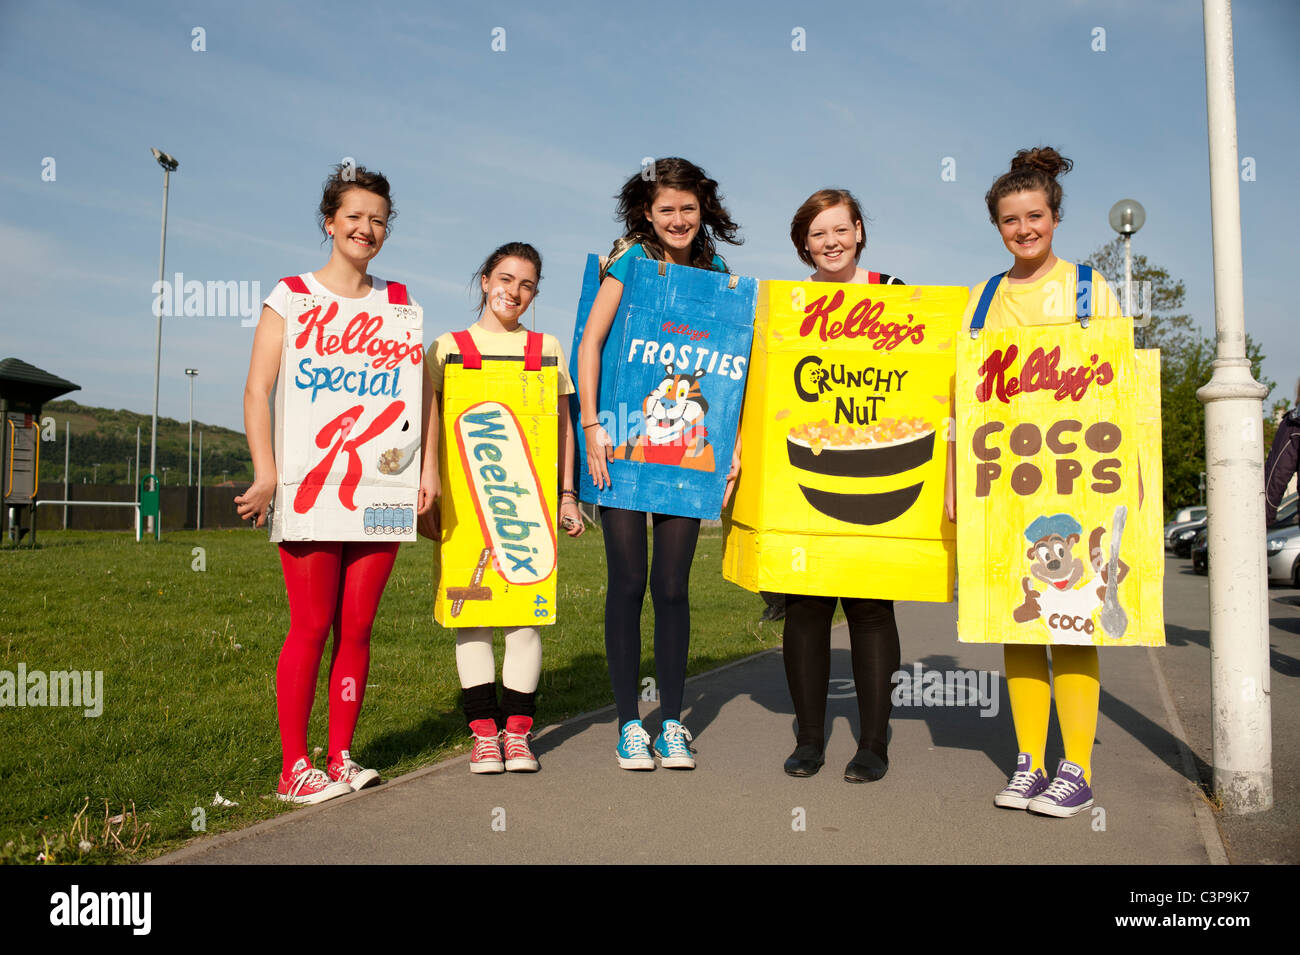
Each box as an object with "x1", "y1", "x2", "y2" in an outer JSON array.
[{"x1": 2, "y1": 0, "x2": 1296, "y2": 433}]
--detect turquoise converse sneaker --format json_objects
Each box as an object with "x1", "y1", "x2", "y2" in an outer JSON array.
[
  {"x1": 653, "y1": 720, "x2": 695, "y2": 770},
  {"x1": 616, "y1": 719, "x2": 655, "y2": 770}
]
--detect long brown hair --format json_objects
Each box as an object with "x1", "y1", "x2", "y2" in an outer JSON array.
[
  {"x1": 611, "y1": 157, "x2": 741, "y2": 272},
  {"x1": 984, "y1": 146, "x2": 1072, "y2": 224},
  {"x1": 472, "y1": 242, "x2": 542, "y2": 316}
]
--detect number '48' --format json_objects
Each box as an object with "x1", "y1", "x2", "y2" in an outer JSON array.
[{"x1": 534, "y1": 594, "x2": 549, "y2": 618}]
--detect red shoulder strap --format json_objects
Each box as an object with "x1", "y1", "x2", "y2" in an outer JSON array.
[
  {"x1": 280, "y1": 275, "x2": 310, "y2": 294},
  {"x1": 524, "y1": 330, "x2": 543, "y2": 371},
  {"x1": 866, "y1": 271, "x2": 881, "y2": 285},
  {"x1": 386, "y1": 281, "x2": 408, "y2": 305},
  {"x1": 452, "y1": 330, "x2": 481, "y2": 370}
]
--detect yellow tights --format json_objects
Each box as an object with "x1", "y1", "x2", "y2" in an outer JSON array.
[{"x1": 1004, "y1": 644, "x2": 1099, "y2": 782}]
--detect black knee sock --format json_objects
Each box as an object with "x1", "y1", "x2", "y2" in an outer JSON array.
[
  {"x1": 500, "y1": 686, "x2": 537, "y2": 721},
  {"x1": 462, "y1": 682, "x2": 500, "y2": 730}
]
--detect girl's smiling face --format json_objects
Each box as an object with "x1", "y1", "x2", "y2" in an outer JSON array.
[
  {"x1": 805, "y1": 203, "x2": 863, "y2": 275},
  {"x1": 645, "y1": 187, "x2": 701, "y2": 257},
  {"x1": 324, "y1": 188, "x2": 389, "y2": 265},
  {"x1": 480, "y1": 255, "x2": 538, "y2": 325},
  {"x1": 996, "y1": 189, "x2": 1058, "y2": 264}
]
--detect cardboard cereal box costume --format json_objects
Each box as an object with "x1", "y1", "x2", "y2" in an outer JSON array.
[
  {"x1": 271, "y1": 277, "x2": 423, "y2": 542},
  {"x1": 570, "y1": 254, "x2": 757, "y2": 520},
  {"x1": 723, "y1": 280, "x2": 966, "y2": 601},
  {"x1": 955, "y1": 272, "x2": 1164, "y2": 646},
  {"x1": 434, "y1": 329, "x2": 559, "y2": 628}
]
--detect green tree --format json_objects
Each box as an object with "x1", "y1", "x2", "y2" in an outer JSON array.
[{"x1": 1084, "y1": 238, "x2": 1274, "y2": 515}]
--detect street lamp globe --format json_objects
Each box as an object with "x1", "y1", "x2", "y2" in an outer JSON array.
[{"x1": 1108, "y1": 199, "x2": 1146, "y2": 236}]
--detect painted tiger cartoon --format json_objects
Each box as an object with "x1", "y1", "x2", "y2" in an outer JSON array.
[{"x1": 615, "y1": 364, "x2": 715, "y2": 471}]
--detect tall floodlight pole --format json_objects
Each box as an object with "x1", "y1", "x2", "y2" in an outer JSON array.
[
  {"x1": 185, "y1": 368, "x2": 198, "y2": 485},
  {"x1": 1196, "y1": 0, "x2": 1272, "y2": 813},
  {"x1": 1108, "y1": 199, "x2": 1146, "y2": 346},
  {"x1": 149, "y1": 148, "x2": 179, "y2": 533}
]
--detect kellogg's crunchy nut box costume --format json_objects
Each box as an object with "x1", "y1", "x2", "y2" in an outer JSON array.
[{"x1": 723, "y1": 281, "x2": 964, "y2": 601}]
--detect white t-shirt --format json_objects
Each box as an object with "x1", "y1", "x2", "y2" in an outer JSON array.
[
  {"x1": 1037, "y1": 576, "x2": 1104, "y2": 645},
  {"x1": 262, "y1": 272, "x2": 419, "y2": 320}
]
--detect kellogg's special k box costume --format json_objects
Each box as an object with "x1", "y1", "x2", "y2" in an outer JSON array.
[
  {"x1": 271, "y1": 277, "x2": 423, "y2": 542},
  {"x1": 723, "y1": 281, "x2": 965, "y2": 601},
  {"x1": 570, "y1": 254, "x2": 757, "y2": 520},
  {"x1": 955, "y1": 274, "x2": 1164, "y2": 646},
  {"x1": 434, "y1": 330, "x2": 559, "y2": 628}
]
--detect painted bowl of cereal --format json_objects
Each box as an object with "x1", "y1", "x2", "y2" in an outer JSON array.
[{"x1": 786, "y1": 417, "x2": 936, "y2": 478}]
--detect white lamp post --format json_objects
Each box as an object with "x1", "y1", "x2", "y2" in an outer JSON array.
[
  {"x1": 185, "y1": 367, "x2": 198, "y2": 485},
  {"x1": 1107, "y1": 199, "x2": 1146, "y2": 335},
  {"x1": 149, "y1": 148, "x2": 178, "y2": 530},
  {"x1": 1197, "y1": 0, "x2": 1272, "y2": 814}
]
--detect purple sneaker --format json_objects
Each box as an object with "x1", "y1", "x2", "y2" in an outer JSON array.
[
  {"x1": 1027, "y1": 759, "x2": 1094, "y2": 817},
  {"x1": 993, "y1": 753, "x2": 1050, "y2": 809}
]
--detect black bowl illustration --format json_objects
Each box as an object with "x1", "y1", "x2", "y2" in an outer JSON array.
[
  {"x1": 787, "y1": 429, "x2": 935, "y2": 478},
  {"x1": 797, "y1": 482, "x2": 924, "y2": 526}
]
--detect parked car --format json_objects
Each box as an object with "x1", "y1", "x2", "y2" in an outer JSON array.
[
  {"x1": 1172, "y1": 518, "x2": 1206, "y2": 558},
  {"x1": 1192, "y1": 526, "x2": 1209, "y2": 575},
  {"x1": 1193, "y1": 494, "x2": 1297, "y2": 581},
  {"x1": 1164, "y1": 506, "x2": 1207, "y2": 549},
  {"x1": 1267, "y1": 526, "x2": 1300, "y2": 587}
]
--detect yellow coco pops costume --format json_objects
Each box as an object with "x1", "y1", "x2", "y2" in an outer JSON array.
[{"x1": 962, "y1": 256, "x2": 1123, "y2": 815}]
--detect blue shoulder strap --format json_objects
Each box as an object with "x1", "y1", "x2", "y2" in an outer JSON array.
[
  {"x1": 968, "y1": 272, "x2": 1006, "y2": 337},
  {"x1": 1076, "y1": 264, "x2": 1093, "y2": 327}
]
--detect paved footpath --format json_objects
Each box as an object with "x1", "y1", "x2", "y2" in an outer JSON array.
[{"x1": 159, "y1": 567, "x2": 1232, "y2": 865}]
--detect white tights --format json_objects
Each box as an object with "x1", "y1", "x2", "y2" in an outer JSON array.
[{"x1": 454, "y1": 626, "x2": 542, "y2": 692}]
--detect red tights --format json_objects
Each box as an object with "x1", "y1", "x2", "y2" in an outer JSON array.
[{"x1": 276, "y1": 541, "x2": 398, "y2": 774}]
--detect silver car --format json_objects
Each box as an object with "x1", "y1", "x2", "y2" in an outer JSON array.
[{"x1": 1267, "y1": 496, "x2": 1298, "y2": 587}]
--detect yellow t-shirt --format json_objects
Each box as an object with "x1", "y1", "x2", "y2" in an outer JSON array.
[
  {"x1": 425, "y1": 323, "x2": 575, "y2": 396},
  {"x1": 961, "y1": 257, "x2": 1124, "y2": 332}
]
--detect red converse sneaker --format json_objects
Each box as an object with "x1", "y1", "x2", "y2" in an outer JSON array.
[
  {"x1": 469, "y1": 719, "x2": 504, "y2": 774},
  {"x1": 503, "y1": 715, "x2": 540, "y2": 773},
  {"x1": 328, "y1": 750, "x2": 381, "y2": 791},
  {"x1": 277, "y1": 757, "x2": 352, "y2": 805}
]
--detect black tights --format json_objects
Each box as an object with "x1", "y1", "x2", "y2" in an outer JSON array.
[
  {"x1": 782, "y1": 594, "x2": 900, "y2": 758},
  {"x1": 600, "y1": 507, "x2": 700, "y2": 726}
]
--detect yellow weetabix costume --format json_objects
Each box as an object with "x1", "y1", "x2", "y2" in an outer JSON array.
[{"x1": 431, "y1": 326, "x2": 563, "y2": 628}]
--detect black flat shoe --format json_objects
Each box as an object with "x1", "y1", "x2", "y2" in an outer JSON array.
[
  {"x1": 784, "y1": 744, "x2": 825, "y2": 777},
  {"x1": 843, "y1": 748, "x2": 888, "y2": 783}
]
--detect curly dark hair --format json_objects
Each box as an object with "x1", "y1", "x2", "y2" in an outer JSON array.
[
  {"x1": 611, "y1": 157, "x2": 741, "y2": 272},
  {"x1": 472, "y1": 241, "x2": 542, "y2": 316},
  {"x1": 984, "y1": 146, "x2": 1073, "y2": 224},
  {"x1": 317, "y1": 162, "x2": 396, "y2": 239}
]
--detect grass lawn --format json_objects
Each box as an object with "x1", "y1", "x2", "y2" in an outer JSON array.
[{"x1": 0, "y1": 526, "x2": 779, "y2": 863}]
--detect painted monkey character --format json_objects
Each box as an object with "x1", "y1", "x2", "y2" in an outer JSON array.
[
  {"x1": 1012, "y1": 513, "x2": 1128, "y2": 643},
  {"x1": 615, "y1": 364, "x2": 715, "y2": 471}
]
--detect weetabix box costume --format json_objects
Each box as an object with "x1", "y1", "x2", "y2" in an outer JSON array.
[
  {"x1": 270, "y1": 276, "x2": 423, "y2": 542},
  {"x1": 723, "y1": 280, "x2": 966, "y2": 601},
  {"x1": 569, "y1": 254, "x2": 757, "y2": 520},
  {"x1": 955, "y1": 266, "x2": 1165, "y2": 647},
  {"x1": 434, "y1": 329, "x2": 559, "y2": 628}
]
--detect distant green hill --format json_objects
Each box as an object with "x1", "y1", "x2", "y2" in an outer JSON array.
[{"x1": 35, "y1": 400, "x2": 252, "y2": 485}]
